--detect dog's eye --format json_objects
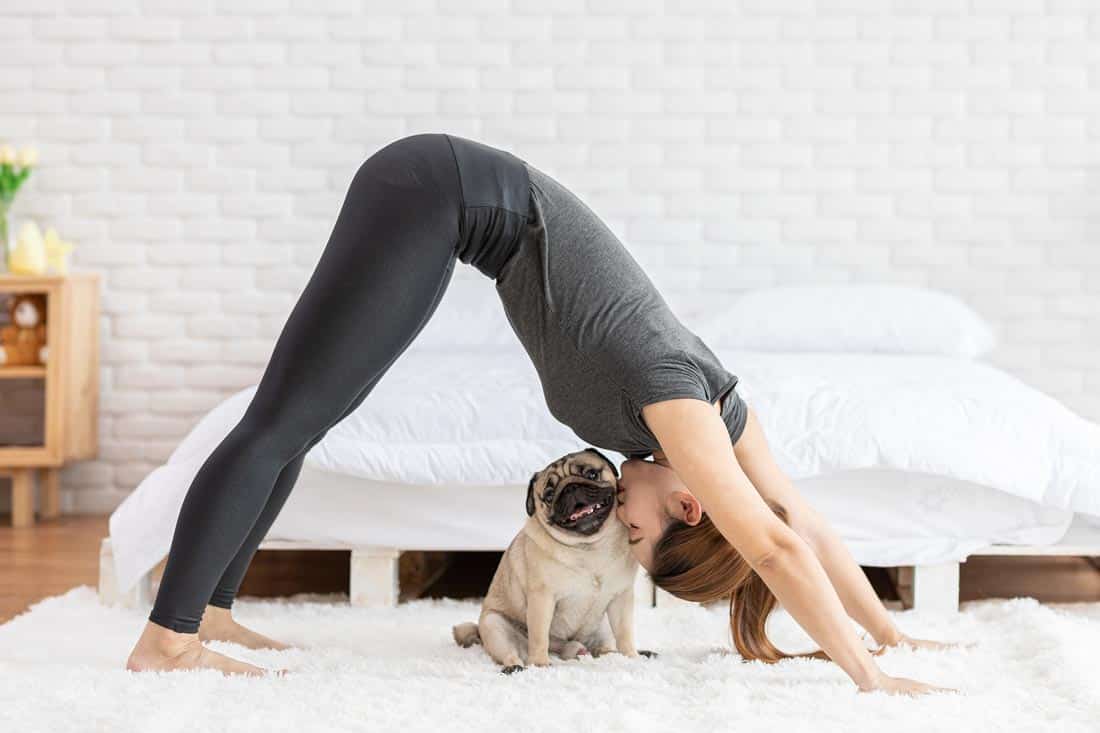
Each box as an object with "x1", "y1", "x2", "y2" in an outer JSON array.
[{"x1": 584, "y1": 468, "x2": 600, "y2": 480}]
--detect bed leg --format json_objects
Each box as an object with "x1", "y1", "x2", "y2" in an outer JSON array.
[
  {"x1": 634, "y1": 567, "x2": 655, "y2": 608},
  {"x1": 349, "y1": 547, "x2": 400, "y2": 608},
  {"x1": 98, "y1": 538, "x2": 153, "y2": 608},
  {"x1": 896, "y1": 562, "x2": 960, "y2": 614}
]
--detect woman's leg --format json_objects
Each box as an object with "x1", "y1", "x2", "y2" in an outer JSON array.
[
  {"x1": 197, "y1": 452, "x2": 306, "y2": 651},
  {"x1": 127, "y1": 133, "x2": 463, "y2": 674},
  {"x1": 199, "y1": 372, "x2": 384, "y2": 650}
]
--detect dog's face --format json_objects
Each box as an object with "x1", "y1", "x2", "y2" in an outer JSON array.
[{"x1": 526, "y1": 448, "x2": 620, "y2": 545}]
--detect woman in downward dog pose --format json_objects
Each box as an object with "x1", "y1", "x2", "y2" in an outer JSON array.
[{"x1": 127, "y1": 133, "x2": 957, "y2": 695}]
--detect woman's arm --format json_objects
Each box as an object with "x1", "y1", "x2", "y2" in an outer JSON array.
[
  {"x1": 731, "y1": 407, "x2": 902, "y2": 647},
  {"x1": 731, "y1": 407, "x2": 964, "y2": 653},
  {"x1": 641, "y1": 398, "x2": 954, "y2": 694}
]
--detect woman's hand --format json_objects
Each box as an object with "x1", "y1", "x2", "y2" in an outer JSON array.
[
  {"x1": 859, "y1": 672, "x2": 959, "y2": 697},
  {"x1": 854, "y1": 633, "x2": 967, "y2": 696},
  {"x1": 884, "y1": 632, "x2": 975, "y2": 652}
]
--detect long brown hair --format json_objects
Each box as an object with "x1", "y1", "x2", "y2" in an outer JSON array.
[{"x1": 651, "y1": 498, "x2": 845, "y2": 664}]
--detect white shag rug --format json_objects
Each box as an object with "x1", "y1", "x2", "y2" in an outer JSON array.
[{"x1": 1, "y1": 587, "x2": 1098, "y2": 733}]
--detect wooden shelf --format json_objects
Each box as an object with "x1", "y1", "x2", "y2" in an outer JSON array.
[
  {"x1": 0, "y1": 445, "x2": 45, "y2": 453},
  {"x1": 1, "y1": 273, "x2": 100, "y2": 525},
  {"x1": 0, "y1": 366, "x2": 46, "y2": 379}
]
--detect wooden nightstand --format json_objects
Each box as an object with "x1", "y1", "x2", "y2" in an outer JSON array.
[{"x1": 0, "y1": 273, "x2": 99, "y2": 527}]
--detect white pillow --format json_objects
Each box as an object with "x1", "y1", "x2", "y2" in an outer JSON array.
[{"x1": 693, "y1": 284, "x2": 997, "y2": 358}]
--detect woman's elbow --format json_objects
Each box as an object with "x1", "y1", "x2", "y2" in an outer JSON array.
[{"x1": 751, "y1": 525, "x2": 806, "y2": 570}]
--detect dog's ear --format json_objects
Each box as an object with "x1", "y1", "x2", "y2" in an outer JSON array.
[
  {"x1": 526, "y1": 471, "x2": 538, "y2": 516},
  {"x1": 583, "y1": 447, "x2": 619, "y2": 478}
]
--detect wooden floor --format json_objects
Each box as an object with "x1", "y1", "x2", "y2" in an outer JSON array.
[
  {"x1": 2, "y1": 515, "x2": 1098, "y2": 623},
  {"x1": 0, "y1": 515, "x2": 353, "y2": 623},
  {"x1": 1, "y1": 515, "x2": 107, "y2": 623}
]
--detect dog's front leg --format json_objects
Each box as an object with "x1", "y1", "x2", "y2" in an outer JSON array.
[
  {"x1": 606, "y1": 587, "x2": 640, "y2": 657},
  {"x1": 525, "y1": 591, "x2": 555, "y2": 667}
]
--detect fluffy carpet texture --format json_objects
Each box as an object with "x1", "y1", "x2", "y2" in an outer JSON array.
[{"x1": 1, "y1": 587, "x2": 1098, "y2": 732}]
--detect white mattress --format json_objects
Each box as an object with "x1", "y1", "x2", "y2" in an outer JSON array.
[
  {"x1": 139, "y1": 348, "x2": 1100, "y2": 512},
  {"x1": 110, "y1": 342, "x2": 1100, "y2": 591},
  {"x1": 265, "y1": 465, "x2": 1073, "y2": 569}
]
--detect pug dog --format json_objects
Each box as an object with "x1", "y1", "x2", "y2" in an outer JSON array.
[{"x1": 453, "y1": 447, "x2": 653, "y2": 674}]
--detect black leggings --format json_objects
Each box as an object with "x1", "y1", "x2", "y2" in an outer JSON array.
[{"x1": 150, "y1": 133, "x2": 531, "y2": 633}]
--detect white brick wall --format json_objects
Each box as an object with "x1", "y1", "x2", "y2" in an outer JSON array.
[{"x1": 1, "y1": 1, "x2": 1097, "y2": 513}]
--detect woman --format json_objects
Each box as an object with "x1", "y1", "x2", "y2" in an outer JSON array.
[{"x1": 127, "y1": 133, "x2": 957, "y2": 695}]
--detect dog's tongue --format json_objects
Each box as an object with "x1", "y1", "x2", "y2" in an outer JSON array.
[{"x1": 569, "y1": 502, "x2": 600, "y2": 522}]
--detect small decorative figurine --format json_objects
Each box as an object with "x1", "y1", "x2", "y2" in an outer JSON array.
[{"x1": 0, "y1": 292, "x2": 48, "y2": 367}]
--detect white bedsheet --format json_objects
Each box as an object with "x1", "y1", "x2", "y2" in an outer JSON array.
[
  {"x1": 110, "y1": 347, "x2": 1100, "y2": 591},
  {"x1": 260, "y1": 466, "x2": 1073, "y2": 567}
]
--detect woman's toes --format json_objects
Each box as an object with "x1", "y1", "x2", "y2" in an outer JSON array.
[
  {"x1": 200, "y1": 619, "x2": 291, "y2": 651},
  {"x1": 199, "y1": 648, "x2": 267, "y2": 676},
  {"x1": 127, "y1": 640, "x2": 267, "y2": 676}
]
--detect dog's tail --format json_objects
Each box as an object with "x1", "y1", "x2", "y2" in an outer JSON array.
[{"x1": 452, "y1": 622, "x2": 481, "y2": 648}]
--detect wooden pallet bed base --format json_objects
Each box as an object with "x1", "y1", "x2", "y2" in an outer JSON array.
[
  {"x1": 98, "y1": 538, "x2": 658, "y2": 610},
  {"x1": 99, "y1": 518, "x2": 1100, "y2": 615},
  {"x1": 882, "y1": 518, "x2": 1100, "y2": 615},
  {"x1": 99, "y1": 539, "x2": 401, "y2": 610}
]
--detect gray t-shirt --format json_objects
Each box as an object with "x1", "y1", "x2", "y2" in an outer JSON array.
[{"x1": 494, "y1": 161, "x2": 748, "y2": 459}]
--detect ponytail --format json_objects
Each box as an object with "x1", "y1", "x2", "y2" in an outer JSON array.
[{"x1": 652, "y1": 499, "x2": 838, "y2": 663}]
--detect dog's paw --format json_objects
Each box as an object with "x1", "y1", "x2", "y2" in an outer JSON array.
[
  {"x1": 559, "y1": 641, "x2": 589, "y2": 660},
  {"x1": 452, "y1": 623, "x2": 481, "y2": 648},
  {"x1": 638, "y1": 649, "x2": 658, "y2": 659},
  {"x1": 500, "y1": 665, "x2": 525, "y2": 675}
]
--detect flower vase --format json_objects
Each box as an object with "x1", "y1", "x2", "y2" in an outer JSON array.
[{"x1": 0, "y1": 204, "x2": 10, "y2": 274}]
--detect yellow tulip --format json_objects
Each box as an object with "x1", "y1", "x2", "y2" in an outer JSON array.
[
  {"x1": 0, "y1": 145, "x2": 14, "y2": 164},
  {"x1": 18, "y1": 147, "x2": 38, "y2": 167}
]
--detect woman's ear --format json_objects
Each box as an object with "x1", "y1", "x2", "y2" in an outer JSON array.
[{"x1": 667, "y1": 490, "x2": 703, "y2": 526}]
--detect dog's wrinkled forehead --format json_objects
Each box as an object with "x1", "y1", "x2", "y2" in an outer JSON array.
[
  {"x1": 543, "y1": 449, "x2": 616, "y2": 490},
  {"x1": 558, "y1": 449, "x2": 611, "y2": 477},
  {"x1": 527, "y1": 448, "x2": 617, "y2": 517}
]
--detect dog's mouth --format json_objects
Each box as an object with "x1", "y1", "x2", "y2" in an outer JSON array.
[{"x1": 551, "y1": 482, "x2": 616, "y2": 536}]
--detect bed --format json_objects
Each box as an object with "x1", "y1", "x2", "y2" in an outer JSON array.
[{"x1": 100, "y1": 282, "x2": 1100, "y2": 613}]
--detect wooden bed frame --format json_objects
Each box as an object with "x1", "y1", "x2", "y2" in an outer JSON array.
[
  {"x1": 98, "y1": 517, "x2": 1100, "y2": 613},
  {"x1": 884, "y1": 518, "x2": 1100, "y2": 613},
  {"x1": 98, "y1": 539, "x2": 404, "y2": 609},
  {"x1": 98, "y1": 537, "x2": 660, "y2": 610}
]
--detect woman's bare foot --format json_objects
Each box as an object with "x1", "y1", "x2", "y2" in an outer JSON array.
[
  {"x1": 126, "y1": 620, "x2": 268, "y2": 676},
  {"x1": 198, "y1": 605, "x2": 291, "y2": 651}
]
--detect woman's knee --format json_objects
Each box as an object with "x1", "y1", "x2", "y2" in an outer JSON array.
[{"x1": 232, "y1": 405, "x2": 317, "y2": 460}]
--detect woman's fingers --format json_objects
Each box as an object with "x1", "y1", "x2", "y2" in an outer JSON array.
[
  {"x1": 897, "y1": 634, "x2": 973, "y2": 652},
  {"x1": 861, "y1": 674, "x2": 960, "y2": 697}
]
